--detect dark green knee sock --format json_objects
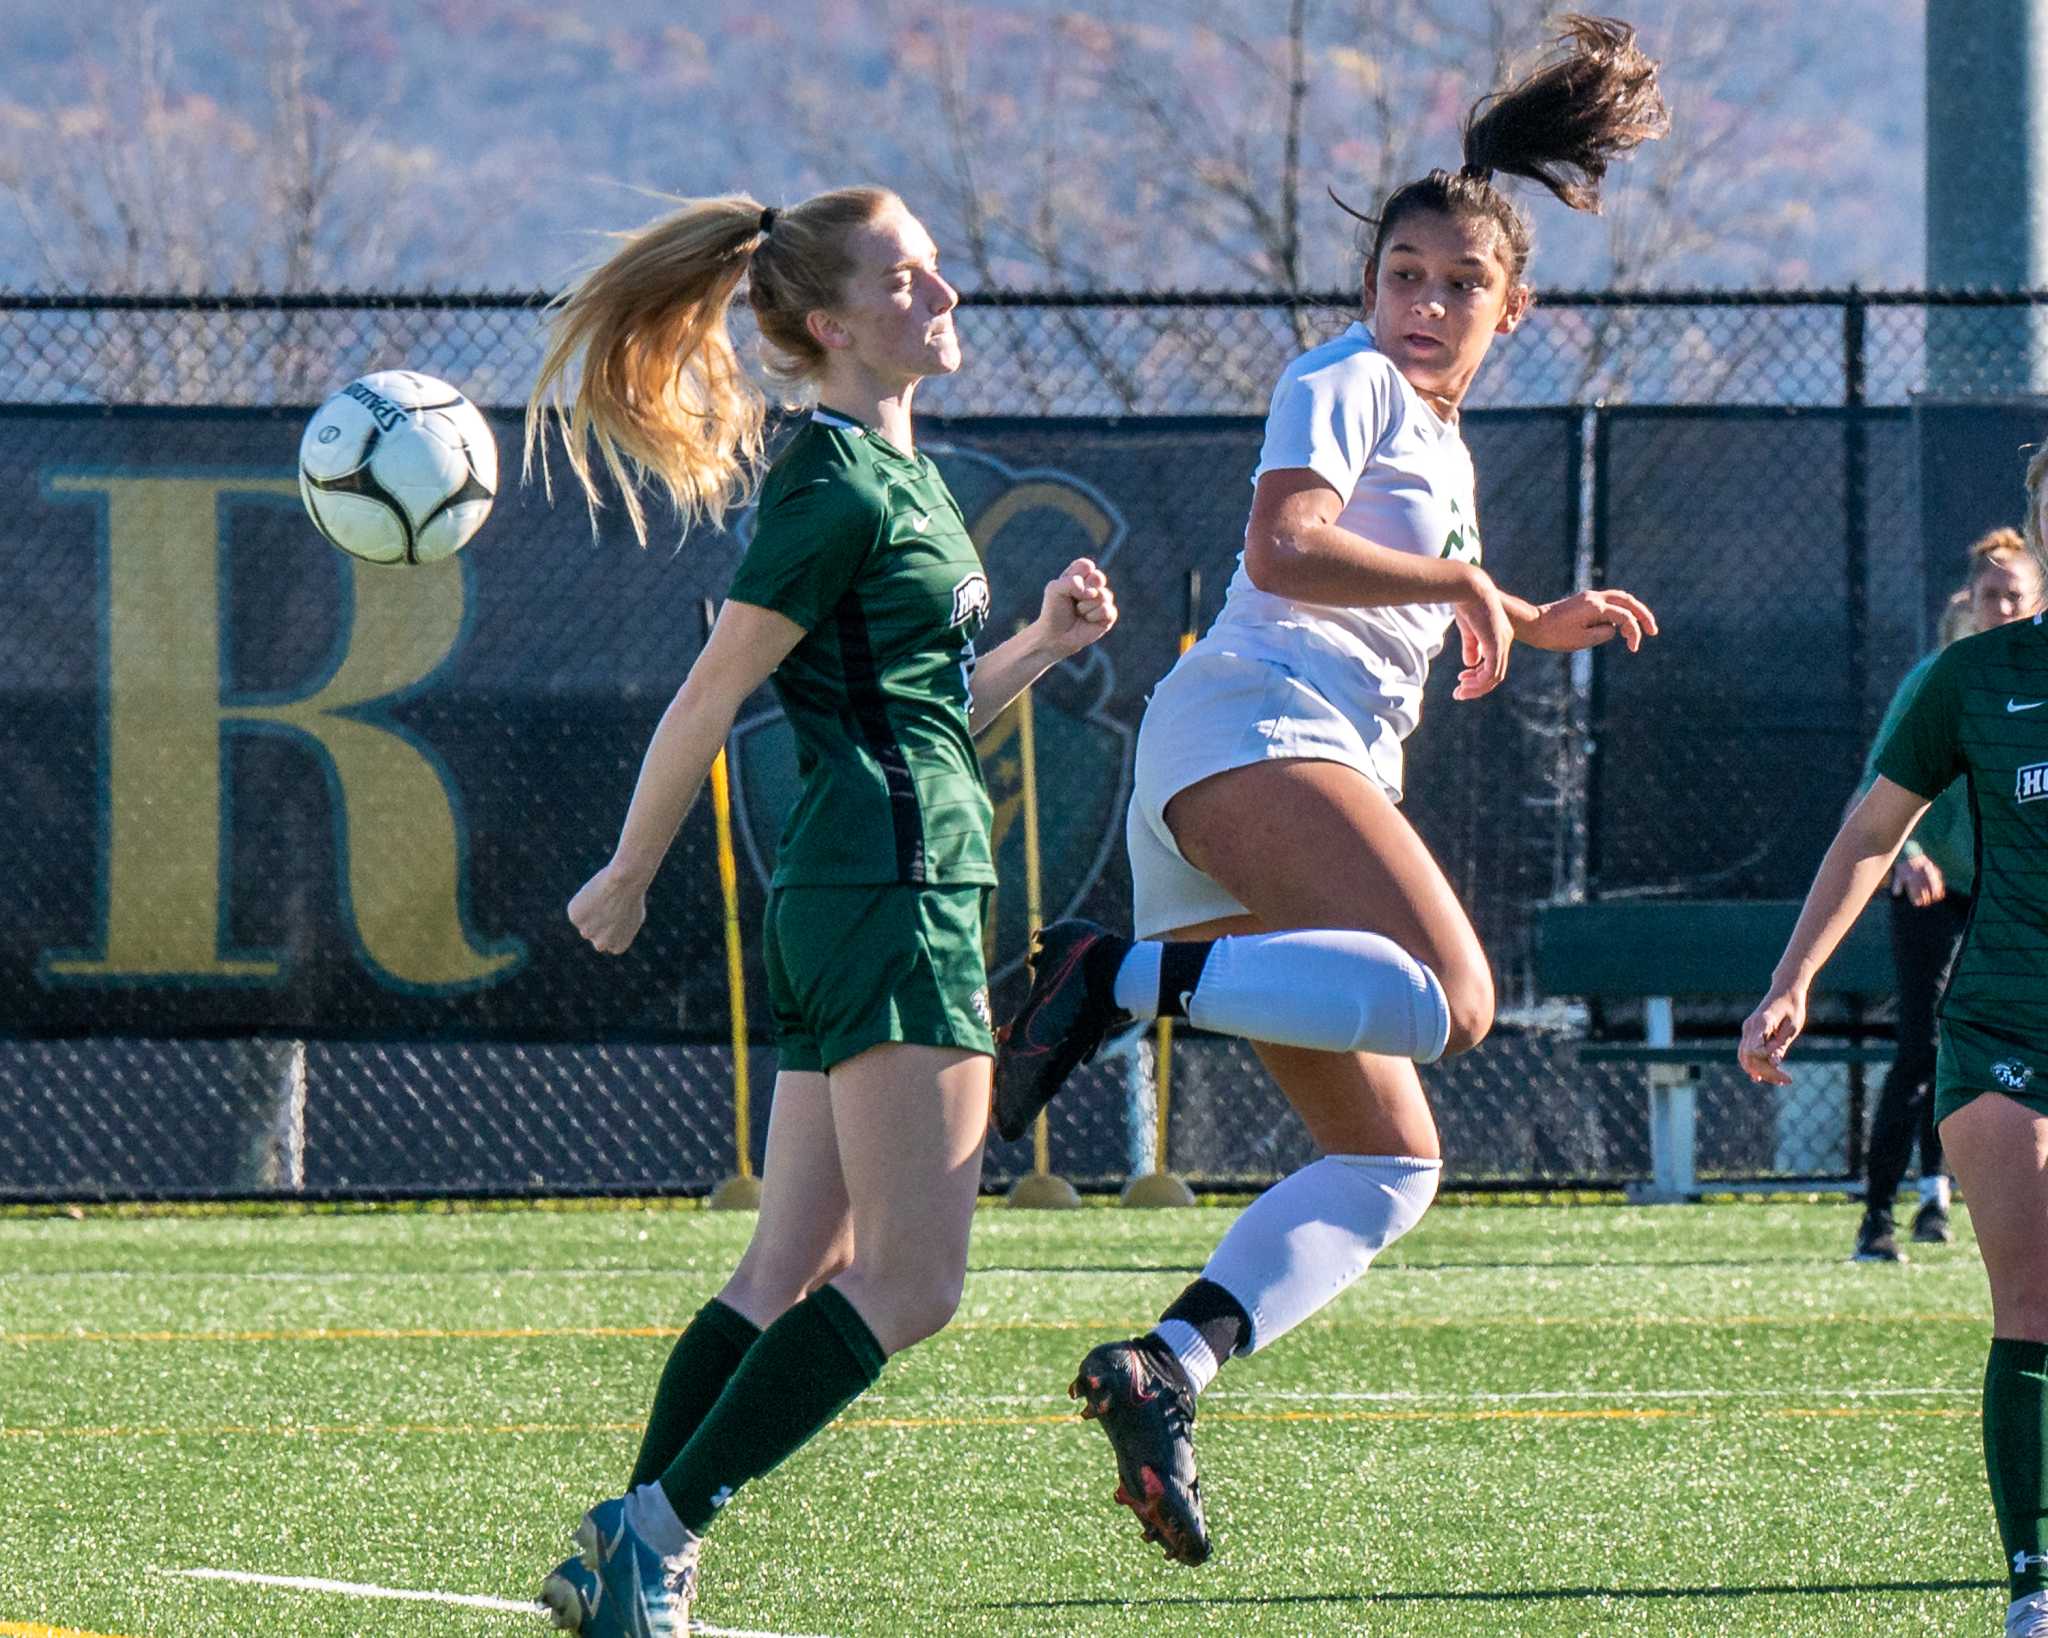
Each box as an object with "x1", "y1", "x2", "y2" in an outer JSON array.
[
  {"x1": 627, "y1": 1299, "x2": 762, "y2": 1490},
  {"x1": 658, "y1": 1283, "x2": 886, "y2": 1534},
  {"x1": 1986, "y1": 1337, "x2": 2048, "y2": 1599}
]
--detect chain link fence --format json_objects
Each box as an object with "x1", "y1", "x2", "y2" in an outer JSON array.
[{"x1": 4, "y1": 288, "x2": 2044, "y2": 1201}]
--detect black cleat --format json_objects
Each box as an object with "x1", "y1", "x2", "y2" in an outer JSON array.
[
  {"x1": 1911, "y1": 1200, "x2": 1954, "y2": 1244},
  {"x1": 1070, "y1": 1338, "x2": 1211, "y2": 1567},
  {"x1": 1853, "y1": 1208, "x2": 1904, "y2": 1263},
  {"x1": 992, "y1": 919, "x2": 1131, "y2": 1144}
]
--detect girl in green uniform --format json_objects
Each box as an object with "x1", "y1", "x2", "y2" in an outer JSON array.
[
  {"x1": 1742, "y1": 462, "x2": 2048, "y2": 1638},
  {"x1": 1848, "y1": 529, "x2": 2044, "y2": 1263},
  {"x1": 523, "y1": 186, "x2": 1117, "y2": 1636}
]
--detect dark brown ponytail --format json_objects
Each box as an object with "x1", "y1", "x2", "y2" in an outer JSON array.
[
  {"x1": 1345, "y1": 14, "x2": 1669, "y2": 284},
  {"x1": 1462, "y1": 14, "x2": 1668, "y2": 213}
]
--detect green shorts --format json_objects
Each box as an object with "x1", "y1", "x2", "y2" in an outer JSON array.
[
  {"x1": 761, "y1": 884, "x2": 995, "y2": 1074},
  {"x1": 1934, "y1": 1014, "x2": 2048, "y2": 1124}
]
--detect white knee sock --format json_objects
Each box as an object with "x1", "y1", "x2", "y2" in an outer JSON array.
[
  {"x1": 1198, "y1": 1154, "x2": 1441, "y2": 1356},
  {"x1": 1112, "y1": 931, "x2": 1451, "y2": 1064}
]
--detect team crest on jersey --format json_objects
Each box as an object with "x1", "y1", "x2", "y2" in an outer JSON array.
[
  {"x1": 950, "y1": 572, "x2": 991, "y2": 630},
  {"x1": 2018, "y1": 761, "x2": 2048, "y2": 804},
  {"x1": 1993, "y1": 1060, "x2": 2035, "y2": 1092},
  {"x1": 1439, "y1": 497, "x2": 1482, "y2": 566}
]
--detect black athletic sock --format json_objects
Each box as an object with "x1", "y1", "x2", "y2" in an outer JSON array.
[
  {"x1": 1159, "y1": 1277, "x2": 1252, "y2": 1364},
  {"x1": 1154, "y1": 942, "x2": 1215, "y2": 1021}
]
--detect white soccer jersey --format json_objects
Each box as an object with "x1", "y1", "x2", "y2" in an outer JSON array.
[{"x1": 1197, "y1": 322, "x2": 1480, "y2": 796}]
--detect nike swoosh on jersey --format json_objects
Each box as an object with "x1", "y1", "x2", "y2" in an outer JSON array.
[{"x1": 2010, "y1": 699, "x2": 2045, "y2": 712}]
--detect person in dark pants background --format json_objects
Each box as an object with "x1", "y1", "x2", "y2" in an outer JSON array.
[{"x1": 1854, "y1": 527, "x2": 2044, "y2": 1262}]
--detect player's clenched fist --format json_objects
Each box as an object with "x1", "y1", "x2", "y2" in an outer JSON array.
[
  {"x1": 569, "y1": 864, "x2": 648, "y2": 956},
  {"x1": 1037, "y1": 557, "x2": 1117, "y2": 658}
]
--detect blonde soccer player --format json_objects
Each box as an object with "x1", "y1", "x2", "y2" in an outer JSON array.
[
  {"x1": 1742, "y1": 458, "x2": 2048, "y2": 1637},
  {"x1": 1849, "y1": 528, "x2": 2045, "y2": 1263},
  {"x1": 992, "y1": 15, "x2": 1667, "y2": 1565},
  {"x1": 524, "y1": 187, "x2": 1115, "y2": 1635}
]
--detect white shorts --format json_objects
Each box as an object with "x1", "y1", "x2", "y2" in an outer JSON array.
[{"x1": 1127, "y1": 646, "x2": 1405, "y2": 938}]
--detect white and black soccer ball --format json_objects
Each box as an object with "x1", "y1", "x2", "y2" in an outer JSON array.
[{"x1": 299, "y1": 371, "x2": 498, "y2": 564}]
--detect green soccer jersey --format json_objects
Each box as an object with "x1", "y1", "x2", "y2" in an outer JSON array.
[
  {"x1": 1874, "y1": 611, "x2": 2048, "y2": 1045},
  {"x1": 1856, "y1": 648, "x2": 1975, "y2": 893},
  {"x1": 727, "y1": 410, "x2": 994, "y2": 887}
]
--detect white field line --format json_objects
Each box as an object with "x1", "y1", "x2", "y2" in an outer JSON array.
[
  {"x1": 165, "y1": 1568, "x2": 536, "y2": 1614},
  {"x1": 839, "y1": 1384, "x2": 1974, "y2": 1408},
  {"x1": 864, "y1": 1384, "x2": 1978, "y2": 1408},
  {"x1": 163, "y1": 1568, "x2": 831, "y2": 1637}
]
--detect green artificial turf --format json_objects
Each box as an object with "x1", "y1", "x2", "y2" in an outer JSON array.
[{"x1": 0, "y1": 1200, "x2": 2006, "y2": 1636}]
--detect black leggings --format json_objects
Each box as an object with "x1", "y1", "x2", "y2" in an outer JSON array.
[{"x1": 1864, "y1": 886, "x2": 1971, "y2": 1210}]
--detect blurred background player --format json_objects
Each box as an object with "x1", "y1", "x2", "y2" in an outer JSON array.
[
  {"x1": 992, "y1": 15, "x2": 1666, "y2": 1566},
  {"x1": 524, "y1": 185, "x2": 1116, "y2": 1634},
  {"x1": 1741, "y1": 449, "x2": 2048, "y2": 1638},
  {"x1": 1853, "y1": 527, "x2": 2046, "y2": 1262}
]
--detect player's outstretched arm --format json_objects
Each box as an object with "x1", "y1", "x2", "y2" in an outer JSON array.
[
  {"x1": 967, "y1": 558, "x2": 1118, "y2": 734},
  {"x1": 570, "y1": 600, "x2": 805, "y2": 955},
  {"x1": 1738, "y1": 778, "x2": 1930, "y2": 1085},
  {"x1": 1504, "y1": 586, "x2": 1660, "y2": 653}
]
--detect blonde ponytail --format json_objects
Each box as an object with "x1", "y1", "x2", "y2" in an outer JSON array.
[{"x1": 525, "y1": 185, "x2": 898, "y2": 544}]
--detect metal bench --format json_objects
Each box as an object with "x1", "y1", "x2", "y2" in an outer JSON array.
[{"x1": 1532, "y1": 900, "x2": 1894, "y2": 1200}]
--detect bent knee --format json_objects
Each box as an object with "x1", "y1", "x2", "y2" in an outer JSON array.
[
  {"x1": 889, "y1": 1273, "x2": 966, "y2": 1347},
  {"x1": 1437, "y1": 968, "x2": 1495, "y2": 1058},
  {"x1": 727, "y1": 1242, "x2": 849, "y2": 1320},
  {"x1": 801, "y1": 1249, "x2": 854, "y2": 1298},
  {"x1": 842, "y1": 1264, "x2": 966, "y2": 1353}
]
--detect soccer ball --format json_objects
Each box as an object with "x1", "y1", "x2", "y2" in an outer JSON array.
[{"x1": 299, "y1": 371, "x2": 498, "y2": 564}]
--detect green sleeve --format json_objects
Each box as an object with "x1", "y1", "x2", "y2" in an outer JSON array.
[
  {"x1": 726, "y1": 476, "x2": 882, "y2": 631},
  {"x1": 1872, "y1": 645, "x2": 1967, "y2": 800},
  {"x1": 1854, "y1": 650, "x2": 1939, "y2": 803}
]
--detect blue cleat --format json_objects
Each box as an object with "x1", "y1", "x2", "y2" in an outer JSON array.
[
  {"x1": 538, "y1": 1552, "x2": 600, "y2": 1631},
  {"x1": 571, "y1": 1495, "x2": 698, "y2": 1638}
]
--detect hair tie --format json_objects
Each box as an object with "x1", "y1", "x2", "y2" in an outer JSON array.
[
  {"x1": 758, "y1": 206, "x2": 778, "y2": 234},
  {"x1": 1459, "y1": 162, "x2": 1495, "y2": 184}
]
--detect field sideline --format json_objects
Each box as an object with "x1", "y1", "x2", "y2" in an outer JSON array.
[{"x1": 0, "y1": 1200, "x2": 2006, "y2": 1637}]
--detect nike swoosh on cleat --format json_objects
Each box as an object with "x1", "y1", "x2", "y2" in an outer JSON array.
[{"x1": 2011, "y1": 699, "x2": 2045, "y2": 712}]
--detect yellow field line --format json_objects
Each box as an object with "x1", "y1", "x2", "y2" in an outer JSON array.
[
  {"x1": 0, "y1": 1324, "x2": 676, "y2": 1345},
  {"x1": 0, "y1": 1421, "x2": 640, "y2": 1440},
  {"x1": 0, "y1": 1405, "x2": 1976, "y2": 1442},
  {"x1": 0, "y1": 1623, "x2": 142, "y2": 1637},
  {"x1": 0, "y1": 1312, "x2": 1992, "y2": 1347}
]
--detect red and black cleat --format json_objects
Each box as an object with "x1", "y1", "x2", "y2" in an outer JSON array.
[
  {"x1": 1070, "y1": 1338, "x2": 1211, "y2": 1566},
  {"x1": 992, "y1": 919, "x2": 1131, "y2": 1144}
]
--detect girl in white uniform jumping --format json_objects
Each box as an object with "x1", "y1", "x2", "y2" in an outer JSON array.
[{"x1": 993, "y1": 14, "x2": 1668, "y2": 1565}]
